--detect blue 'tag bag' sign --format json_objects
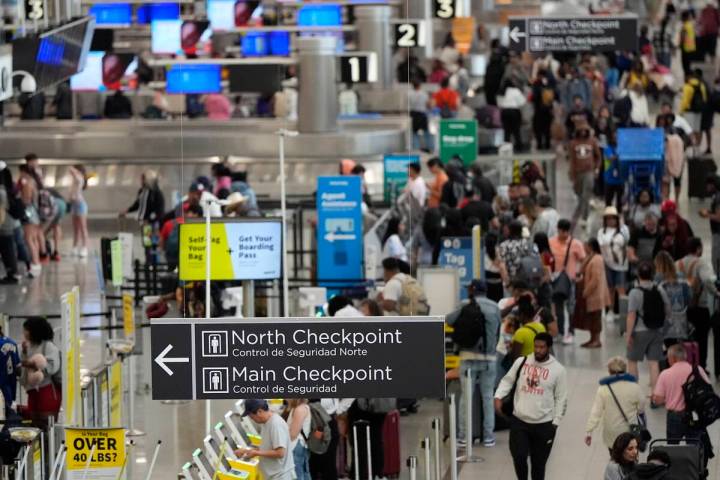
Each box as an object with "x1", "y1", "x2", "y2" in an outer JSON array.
[
  {"x1": 317, "y1": 176, "x2": 363, "y2": 284},
  {"x1": 438, "y1": 236, "x2": 472, "y2": 300}
]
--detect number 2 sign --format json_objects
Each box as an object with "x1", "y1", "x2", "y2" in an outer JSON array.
[{"x1": 394, "y1": 21, "x2": 427, "y2": 48}]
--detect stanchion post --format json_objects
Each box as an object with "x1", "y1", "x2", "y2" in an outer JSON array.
[
  {"x1": 432, "y1": 418, "x2": 441, "y2": 480},
  {"x1": 422, "y1": 437, "x2": 431, "y2": 480},
  {"x1": 364, "y1": 424, "x2": 372, "y2": 480},
  {"x1": 352, "y1": 426, "x2": 360, "y2": 480},
  {"x1": 126, "y1": 354, "x2": 145, "y2": 437},
  {"x1": 48, "y1": 416, "x2": 55, "y2": 474},
  {"x1": 465, "y1": 368, "x2": 472, "y2": 461},
  {"x1": 406, "y1": 456, "x2": 417, "y2": 480},
  {"x1": 144, "y1": 440, "x2": 162, "y2": 480},
  {"x1": 449, "y1": 394, "x2": 458, "y2": 480}
]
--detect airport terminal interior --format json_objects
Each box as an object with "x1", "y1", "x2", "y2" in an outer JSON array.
[{"x1": 7, "y1": 0, "x2": 720, "y2": 478}]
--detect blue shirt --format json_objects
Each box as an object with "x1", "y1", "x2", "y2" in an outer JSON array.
[{"x1": 0, "y1": 336, "x2": 20, "y2": 412}]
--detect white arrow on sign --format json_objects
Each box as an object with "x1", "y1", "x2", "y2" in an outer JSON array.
[
  {"x1": 154, "y1": 344, "x2": 190, "y2": 376},
  {"x1": 509, "y1": 26, "x2": 526, "y2": 43},
  {"x1": 324, "y1": 232, "x2": 357, "y2": 242}
]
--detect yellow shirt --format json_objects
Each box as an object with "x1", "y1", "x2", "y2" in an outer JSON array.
[
  {"x1": 682, "y1": 20, "x2": 696, "y2": 52},
  {"x1": 511, "y1": 322, "x2": 546, "y2": 356}
]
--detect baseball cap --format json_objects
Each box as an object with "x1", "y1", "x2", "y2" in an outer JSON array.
[
  {"x1": 241, "y1": 399, "x2": 268, "y2": 417},
  {"x1": 469, "y1": 279, "x2": 487, "y2": 293},
  {"x1": 189, "y1": 181, "x2": 205, "y2": 193}
]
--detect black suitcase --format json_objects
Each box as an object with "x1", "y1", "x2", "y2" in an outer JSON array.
[{"x1": 687, "y1": 156, "x2": 717, "y2": 199}]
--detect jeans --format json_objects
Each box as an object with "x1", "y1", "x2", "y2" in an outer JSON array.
[
  {"x1": 0, "y1": 234, "x2": 18, "y2": 277},
  {"x1": 412, "y1": 130, "x2": 434, "y2": 152},
  {"x1": 572, "y1": 172, "x2": 595, "y2": 223},
  {"x1": 13, "y1": 226, "x2": 29, "y2": 266},
  {"x1": 605, "y1": 183, "x2": 624, "y2": 212},
  {"x1": 293, "y1": 443, "x2": 311, "y2": 480},
  {"x1": 458, "y1": 359, "x2": 496, "y2": 443},
  {"x1": 553, "y1": 283, "x2": 576, "y2": 336},
  {"x1": 509, "y1": 418, "x2": 557, "y2": 480}
]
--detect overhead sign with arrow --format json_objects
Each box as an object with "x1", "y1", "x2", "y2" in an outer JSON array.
[
  {"x1": 316, "y1": 176, "x2": 363, "y2": 284},
  {"x1": 508, "y1": 15, "x2": 638, "y2": 53},
  {"x1": 151, "y1": 317, "x2": 446, "y2": 400}
]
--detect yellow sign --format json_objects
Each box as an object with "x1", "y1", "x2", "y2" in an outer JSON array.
[
  {"x1": 178, "y1": 221, "x2": 281, "y2": 281},
  {"x1": 122, "y1": 294, "x2": 135, "y2": 340},
  {"x1": 110, "y1": 362, "x2": 122, "y2": 428},
  {"x1": 451, "y1": 17, "x2": 475, "y2": 54},
  {"x1": 65, "y1": 427, "x2": 126, "y2": 480},
  {"x1": 62, "y1": 287, "x2": 81, "y2": 426}
]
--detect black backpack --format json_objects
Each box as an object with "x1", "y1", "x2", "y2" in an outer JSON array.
[
  {"x1": 683, "y1": 365, "x2": 720, "y2": 428},
  {"x1": 690, "y1": 83, "x2": 707, "y2": 113},
  {"x1": 451, "y1": 298, "x2": 486, "y2": 350},
  {"x1": 640, "y1": 285, "x2": 665, "y2": 329}
]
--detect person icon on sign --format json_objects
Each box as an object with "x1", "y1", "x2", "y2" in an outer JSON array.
[
  {"x1": 211, "y1": 371, "x2": 221, "y2": 391},
  {"x1": 209, "y1": 334, "x2": 220, "y2": 354}
]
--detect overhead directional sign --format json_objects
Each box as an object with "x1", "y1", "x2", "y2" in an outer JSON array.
[
  {"x1": 151, "y1": 317, "x2": 446, "y2": 400},
  {"x1": 508, "y1": 16, "x2": 638, "y2": 53},
  {"x1": 393, "y1": 21, "x2": 427, "y2": 48},
  {"x1": 338, "y1": 52, "x2": 378, "y2": 84}
]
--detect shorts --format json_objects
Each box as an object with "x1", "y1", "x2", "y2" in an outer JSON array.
[
  {"x1": 48, "y1": 198, "x2": 66, "y2": 227},
  {"x1": 23, "y1": 205, "x2": 40, "y2": 226},
  {"x1": 605, "y1": 267, "x2": 627, "y2": 290},
  {"x1": 685, "y1": 112, "x2": 701, "y2": 133},
  {"x1": 627, "y1": 328, "x2": 664, "y2": 362},
  {"x1": 71, "y1": 198, "x2": 88, "y2": 216}
]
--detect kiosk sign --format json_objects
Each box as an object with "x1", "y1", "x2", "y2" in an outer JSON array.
[
  {"x1": 439, "y1": 119, "x2": 477, "y2": 166},
  {"x1": 508, "y1": 16, "x2": 638, "y2": 53},
  {"x1": 151, "y1": 317, "x2": 445, "y2": 400}
]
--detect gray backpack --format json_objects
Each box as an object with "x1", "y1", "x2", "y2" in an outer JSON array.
[
  {"x1": 303, "y1": 403, "x2": 332, "y2": 455},
  {"x1": 517, "y1": 254, "x2": 544, "y2": 289}
]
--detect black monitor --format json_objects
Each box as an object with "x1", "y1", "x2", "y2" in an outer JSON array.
[
  {"x1": 90, "y1": 28, "x2": 114, "y2": 51},
  {"x1": 228, "y1": 64, "x2": 283, "y2": 94}
]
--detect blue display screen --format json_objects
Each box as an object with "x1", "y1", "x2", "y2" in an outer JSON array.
[
  {"x1": 137, "y1": 3, "x2": 180, "y2": 23},
  {"x1": 297, "y1": 4, "x2": 341, "y2": 26},
  {"x1": 166, "y1": 65, "x2": 221, "y2": 94},
  {"x1": 89, "y1": 3, "x2": 132, "y2": 25},
  {"x1": 269, "y1": 31, "x2": 290, "y2": 56},
  {"x1": 36, "y1": 38, "x2": 65, "y2": 65},
  {"x1": 241, "y1": 32, "x2": 267, "y2": 56}
]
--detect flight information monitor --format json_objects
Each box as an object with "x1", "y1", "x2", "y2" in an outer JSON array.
[{"x1": 166, "y1": 64, "x2": 221, "y2": 94}]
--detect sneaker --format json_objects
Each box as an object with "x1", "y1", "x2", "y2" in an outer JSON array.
[
  {"x1": 483, "y1": 439, "x2": 496, "y2": 448},
  {"x1": 562, "y1": 333, "x2": 574, "y2": 345},
  {"x1": 456, "y1": 439, "x2": 467, "y2": 448},
  {"x1": 0, "y1": 276, "x2": 18, "y2": 284},
  {"x1": 79, "y1": 247, "x2": 88, "y2": 258},
  {"x1": 50, "y1": 252, "x2": 60, "y2": 262}
]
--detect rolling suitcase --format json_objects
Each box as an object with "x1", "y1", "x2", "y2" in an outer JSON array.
[
  {"x1": 649, "y1": 438, "x2": 705, "y2": 479},
  {"x1": 382, "y1": 410, "x2": 401, "y2": 477},
  {"x1": 687, "y1": 156, "x2": 717, "y2": 199}
]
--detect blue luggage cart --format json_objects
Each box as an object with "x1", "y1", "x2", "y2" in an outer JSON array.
[{"x1": 617, "y1": 128, "x2": 665, "y2": 202}]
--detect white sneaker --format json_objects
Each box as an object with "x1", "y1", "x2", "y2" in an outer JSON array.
[
  {"x1": 79, "y1": 247, "x2": 88, "y2": 258},
  {"x1": 562, "y1": 333, "x2": 574, "y2": 345}
]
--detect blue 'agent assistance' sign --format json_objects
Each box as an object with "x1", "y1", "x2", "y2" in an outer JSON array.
[{"x1": 316, "y1": 176, "x2": 363, "y2": 283}]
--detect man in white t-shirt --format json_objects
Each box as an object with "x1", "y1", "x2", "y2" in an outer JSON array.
[
  {"x1": 404, "y1": 162, "x2": 427, "y2": 208},
  {"x1": 377, "y1": 257, "x2": 408, "y2": 315}
]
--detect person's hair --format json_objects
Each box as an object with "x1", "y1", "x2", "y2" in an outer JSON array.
[
  {"x1": 636, "y1": 188, "x2": 654, "y2": 203},
  {"x1": 557, "y1": 218, "x2": 572, "y2": 232},
  {"x1": 533, "y1": 232, "x2": 550, "y2": 254},
  {"x1": 440, "y1": 77, "x2": 450, "y2": 89},
  {"x1": 682, "y1": 10, "x2": 690, "y2": 20},
  {"x1": 534, "y1": 332, "x2": 554, "y2": 348},
  {"x1": 328, "y1": 296, "x2": 353, "y2": 317},
  {"x1": 382, "y1": 217, "x2": 401, "y2": 246},
  {"x1": 668, "y1": 343, "x2": 687, "y2": 361},
  {"x1": 610, "y1": 432, "x2": 638, "y2": 466},
  {"x1": 654, "y1": 251, "x2": 677, "y2": 282},
  {"x1": 24, "y1": 153, "x2": 38, "y2": 163},
  {"x1": 408, "y1": 162, "x2": 421, "y2": 174},
  {"x1": 573, "y1": 94, "x2": 583, "y2": 102},
  {"x1": 23, "y1": 316, "x2": 54, "y2": 344},
  {"x1": 517, "y1": 295, "x2": 535, "y2": 322},
  {"x1": 360, "y1": 299, "x2": 383, "y2": 317},
  {"x1": 286, "y1": 398, "x2": 308, "y2": 410},
  {"x1": 637, "y1": 261, "x2": 654, "y2": 281},
  {"x1": 143, "y1": 169, "x2": 158, "y2": 187},
  {"x1": 350, "y1": 165, "x2": 366, "y2": 175},
  {"x1": 687, "y1": 237, "x2": 703, "y2": 255},
  {"x1": 211, "y1": 163, "x2": 231, "y2": 177},
  {"x1": 537, "y1": 193, "x2": 552, "y2": 208},
  {"x1": 398, "y1": 259, "x2": 411, "y2": 274},
  {"x1": 693, "y1": 67, "x2": 703, "y2": 79},
  {"x1": 607, "y1": 356, "x2": 627, "y2": 374},
  {"x1": 412, "y1": 79, "x2": 421, "y2": 89},
  {"x1": 427, "y1": 158, "x2": 442, "y2": 169},
  {"x1": 186, "y1": 204, "x2": 203, "y2": 217},
  {"x1": 73, "y1": 164, "x2": 88, "y2": 190},
  {"x1": 647, "y1": 449, "x2": 671, "y2": 466},
  {"x1": 508, "y1": 220, "x2": 523, "y2": 238},
  {"x1": 382, "y1": 257, "x2": 400, "y2": 272},
  {"x1": 587, "y1": 238, "x2": 601, "y2": 254}
]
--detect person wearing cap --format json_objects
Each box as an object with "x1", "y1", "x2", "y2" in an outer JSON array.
[
  {"x1": 568, "y1": 124, "x2": 601, "y2": 229},
  {"x1": 187, "y1": 181, "x2": 223, "y2": 218},
  {"x1": 446, "y1": 279, "x2": 501, "y2": 448},
  {"x1": 235, "y1": 399, "x2": 294, "y2": 480},
  {"x1": 597, "y1": 206, "x2": 630, "y2": 322},
  {"x1": 699, "y1": 174, "x2": 720, "y2": 275}
]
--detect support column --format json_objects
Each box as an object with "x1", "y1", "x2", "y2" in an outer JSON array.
[
  {"x1": 297, "y1": 36, "x2": 338, "y2": 133},
  {"x1": 354, "y1": 5, "x2": 393, "y2": 89}
]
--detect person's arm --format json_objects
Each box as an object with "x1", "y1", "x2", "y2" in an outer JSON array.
[
  {"x1": 238, "y1": 447, "x2": 286, "y2": 459},
  {"x1": 584, "y1": 389, "x2": 605, "y2": 445},
  {"x1": 699, "y1": 261, "x2": 719, "y2": 296},
  {"x1": 652, "y1": 373, "x2": 666, "y2": 406},
  {"x1": 553, "y1": 368, "x2": 568, "y2": 426},
  {"x1": 493, "y1": 357, "x2": 523, "y2": 411},
  {"x1": 625, "y1": 310, "x2": 637, "y2": 347},
  {"x1": 287, "y1": 405, "x2": 309, "y2": 441},
  {"x1": 445, "y1": 306, "x2": 462, "y2": 326}
]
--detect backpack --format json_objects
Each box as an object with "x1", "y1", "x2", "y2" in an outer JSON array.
[
  {"x1": 451, "y1": 297, "x2": 486, "y2": 350},
  {"x1": 682, "y1": 365, "x2": 720, "y2": 428},
  {"x1": 303, "y1": 403, "x2": 332, "y2": 455},
  {"x1": 476, "y1": 105, "x2": 501, "y2": 128},
  {"x1": 640, "y1": 285, "x2": 665, "y2": 329},
  {"x1": 690, "y1": 83, "x2": 707, "y2": 113},
  {"x1": 662, "y1": 281, "x2": 691, "y2": 340},
  {"x1": 37, "y1": 189, "x2": 55, "y2": 222},
  {"x1": 613, "y1": 94, "x2": 632, "y2": 124},
  {"x1": 397, "y1": 276, "x2": 430, "y2": 316},
  {"x1": 516, "y1": 254, "x2": 544, "y2": 290}
]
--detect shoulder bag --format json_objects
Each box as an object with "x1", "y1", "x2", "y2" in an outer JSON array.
[
  {"x1": 552, "y1": 237, "x2": 574, "y2": 301},
  {"x1": 607, "y1": 383, "x2": 651, "y2": 451},
  {"x1": 501, "y1": 356, "x2": 528, "y2": 418}
]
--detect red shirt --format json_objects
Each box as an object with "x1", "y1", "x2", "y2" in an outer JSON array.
[{"x1": 433, "y1": 88, "x2": 459, "y2": 111}]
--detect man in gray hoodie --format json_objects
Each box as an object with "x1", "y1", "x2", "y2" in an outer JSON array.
[{"x1": 494, "y1": 332, "x2": 567, "y2": 480}]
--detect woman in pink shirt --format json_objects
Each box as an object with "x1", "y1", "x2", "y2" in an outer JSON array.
[{"x1": 549, "y1": 219, "x2": 586, "y2": 344}]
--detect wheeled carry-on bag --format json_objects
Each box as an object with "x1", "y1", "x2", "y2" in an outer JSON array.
[
  {"x1": 687, "y1": 156, "x2": 717, "y2": 200},
  {"x1": 649, "y1": 438, "x2": 706, "y2": 479},
  {"x1": 382, "y1": 410, "x2": 401, "y2": 478}
]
